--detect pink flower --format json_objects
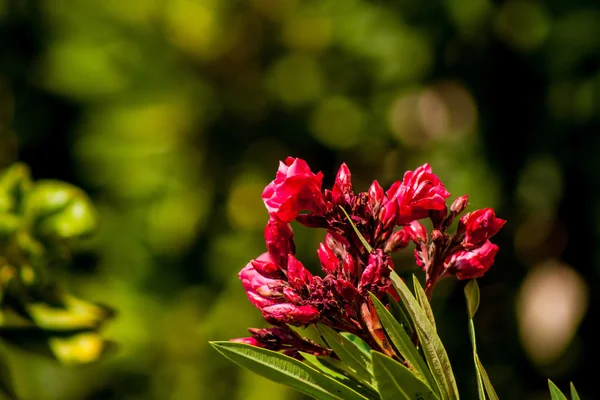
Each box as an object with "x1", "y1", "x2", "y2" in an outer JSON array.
[
  {"x1": 460, "y1": 208, "x2": 505, "y2": 250},
  {"x1": 261, "y1": 303, "x2": 320, "y2": 325},
  {"x1": 444, "y1": 240, "x2": 499, "y2": 280},
  {"x1": 239, "y1": 258, "x2": 285, "y2": 309},
  {"x1": 331, "y1": 163, "x2": 353, "y2": 205},
  {"x1": 317, "y1": 242, "x2": 339, "y2": 274},
  {"x1": 286, "y1": 254, "x2": 314, "y2": 291},
  {"x1": 262, "y1": 157, "x2": 326, "y2": 222},
  {"x1": 230, "y1": 337, "x2": 264, "y2": 347},
  {"x1": 265, "y1": 217, "x2": 295, "y2": 269},
  {"x1": 404, "y1": 221, "x2": 428, "y2": 244},
  {"x1": 386, "y1": 163, "x2": 451, "y2": 225},
  {"x1": 359, "y1": 249, "x2": 394, "y2": 297}
]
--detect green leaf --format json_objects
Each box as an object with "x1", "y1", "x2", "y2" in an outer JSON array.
[
  {"x1": 570, "y1": 382, "x2": 581, "y2": 400},
  {"x1": 390, "y1": 272, "x2": 459, "y2": 400},
  {"x1": 210, "y1": 342, "x2": 369, "y2": 400},
  {"x1": 386, "y1": 294, "x2": 414, "y2": 336},
  {"x1": 468, "y1": 320, "x2": 485, "y2": 400},
  {"x1": 371, "y1": 351, "x2": 440, "y2": 400},
  {"x1": 369, "y1": 293, "x2": 438, "y2": 396},
  {"x1": 318, "y1": 324, "x2": 374, "y2": 383},
  {"x1": 340, "y1": 332, "x2": 372, "y2": 356},
  {"x1": 300, "y1": 353, "x2": 379, "y2": 399},
  {"x1": 475, "y1": 354, "x2": 499, "y2": 400},
  {"x1": 413, "y1": 278, "x2": 436, "y2": 331},
  {"x1": 548, "y1": 379, "x2": 568, "y2": 400},
  {"x1": 464, "y1": 280, "x2": 480, "y2": 319}
]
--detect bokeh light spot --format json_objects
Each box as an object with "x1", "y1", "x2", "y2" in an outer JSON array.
[{"x1": 310, "y1": 96, "x2": 364, "y2": 149}]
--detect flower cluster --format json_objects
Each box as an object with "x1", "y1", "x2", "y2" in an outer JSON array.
[{"x1": 232, "y1": 157, "x2": 505, "y2": 358}]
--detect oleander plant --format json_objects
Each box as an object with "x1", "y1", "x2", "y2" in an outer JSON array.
[
  {"x1": 211, "y1": 157, "x2": 580, "y2": 400},
  {"x1": 0, "y1": 163, "x2": 114, "y2": 400}
]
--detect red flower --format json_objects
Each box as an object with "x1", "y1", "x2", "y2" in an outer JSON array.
[
  {"x1": 262, "y1": 157, "x2": 326, "y2": 222},
  {"x1": 386, "y1": 163, "x2": 451, "y2": 225},
  {"x1": 239, "y1": 257, "x2": 320, "y2": 326},
  {"x1": 261, "y1": 303, "x2": 320, "y2": 325},
  {"x1": 460, "y1": 208, "x2": 506, "y2": 250},
  {"x1": 444, "y1": 240, "x2": 499, "y2": 280},
  {"x1": 265, "y1": 217, "x2": 295, "y2": 269},
  {"x1": 239, "y1": 257, "x2": 285, "y2": 309},
  {"x1": 331, "y1": 163, "x2": 353, "y2": 205}
]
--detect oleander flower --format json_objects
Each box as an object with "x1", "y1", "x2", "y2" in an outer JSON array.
[
  {"x1": 262, "y1": 157, "x2": 326, "y2": 222},
  {"x1": 444, "y1": 240, "x2": 499, "y2": 280}
]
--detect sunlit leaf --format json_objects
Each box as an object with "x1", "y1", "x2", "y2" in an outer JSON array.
[
  {"x1": 300, "y1": 352, "x2": 379, "y2": 399},
  {"x1": 340, "y1": 332, "x2": 372, "y2": 356},
  {"x1": 475, "y1": 354, "x2": 499, "y2": 400},
  {"x1": 210, "y1": 341, "x2": 369, "y2": 400},
  {"x1": 468, "y1": 320, "x2": 485, "y2": 400},
  {"x1": 386, "y1": 293, "x2": 414, "y2": 336},
  {"x1": 371, "y1": 351, "x2": 439, "y2": 400},
  {"x1": 369, "y1": 293, "x2": 438, "y2": 396},
  {"x1": 413, "y1": 278, "x2": 436, "y2": 331},
  {"x1": 464, "y1": 279, "x2": 480, "y2": 319},
  {"x1": 548, "y1": 379, "x2": 568, "y2": 400},
  {"x1": 318, "y1": 324, "x2": 374, "y2": 384},
  {"x1": 390, "y1": 272, "x2": 459, "y2": 400},
  {"x1": 570, "y1": 382, "x2": 581, "y2": 400}
]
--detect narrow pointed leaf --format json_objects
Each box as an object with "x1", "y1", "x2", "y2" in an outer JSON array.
[
  {"x1": 371, "y1": 351, "x2": 440, "y2": 400},
  {"x1": 570, "y1": 382, "x2": 581, "y2": 400},
  {"x1": 340, "y1": 332, "x2": 372, "y2": 356},
  {"x1": 548, "y1": 379, "x2": 568, "y2": 400},
  {"x1": 318, "y1": 324, "x2": 373, "y2": 383},
  {"x1": 300, "y1": 352, "x2": 379, "y2": 399},
  {"x1": 210, "y1": 342, "x2": 369, "y2": 400},
  {"x1": 468, "y1": 320, "x2": 485, "y2": 400},
  {"x1": 475, "y1": 354, "x2": 499, "y2": 400},
  {"x1": 386, "y1": 293, "x2": 414, "y2": 336},
  {"x1": 369, "y1": 293, "x2": 439, "y2": 396},
  {"x1": 390, "y1": 272, "x2": 459, "y2": 400},
  {"x1": 464, "y1": 280, "x2": 480, "y2": 319},
  {"x1": 414, "y1": 278, "x2": 436, "y2": 330}
]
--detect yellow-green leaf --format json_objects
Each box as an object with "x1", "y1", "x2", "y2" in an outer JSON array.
[
  {"x1": 464, "y1": 279, "x2": 480, "y2": 319},
  {"x1": 210, "y1": 341, "x2": 369, "y2": 400},
  {"x1": 390, "y1": 272, "x2": 459, "y2": 400},
  {"x1": 371, "y1": 351, "x2": 440, "y2": 400}
]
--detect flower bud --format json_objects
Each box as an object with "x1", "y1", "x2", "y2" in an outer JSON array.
[
  {"x1": 262, "y1": 303, "x2": 320, "y2": 325},
  {"x1": 459, "y1": 208, "x2": 506, "y2": 250},
  {"x1": 251, "y1": 256, "x2": 282, "y2": 279},
  {"x1": 368, "y1": 180, "x2": 384, "y2": 216},
  {"x1": 450, "y1": 195, "x2": 469, "y2": 214},
  {"x1": 332, "y1": 163, "x2": 352, "y2": 204},
  {"x1": 444, "y1": 240, "x2": 499, "y2": 279},
  {"x1": 384, "y1": 229, "x2": 410, "y2": 253},
  {"x1": 317, "y1": 242, "x2": 339, "y2": 275},
  {"x1": 341, "y1": 253, "x2": 356, "y2": 278},
  {"x1": 286, "y1": 254, "x2": 313, "y2": 290},
  {"x1": 404, "y1": 221, "x2": 428, "y2": 244}
]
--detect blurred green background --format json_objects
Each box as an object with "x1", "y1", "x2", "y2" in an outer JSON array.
[{"x1": 1, "y1": 0, "x2": 599, "y2": 399}]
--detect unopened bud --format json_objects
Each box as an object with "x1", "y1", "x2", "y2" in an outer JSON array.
[
  {"x1": 384, "y1": 229, "x2": 410, "y2": 253},
  {"x1": 368, "y1": 180, "x2": 384, "y2": 216},
  {"x1": 450, "y1": 195, "x2": 469, "y2": 214}
]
